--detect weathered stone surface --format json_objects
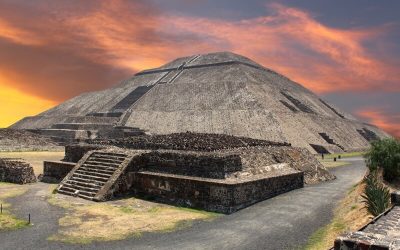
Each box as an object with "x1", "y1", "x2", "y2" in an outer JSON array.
[
  {"x1": 0, "y1": 128, "x2": 61, "y2": 152},
  {"x1": 0, "y1": 158, "x2": 37, "y2": 184},
  {"x1": 91, "y1": 132, "x2": 333, "y2": 184},
  {"x1": 334, "y1": 204, "x2": 400, "y2": 250},
  {"x1": 130, "y1": 170, "x2": 303, "y2": 214},
  {"x1": 10, "y1": 52, "x2": 391, "y2": 153},
  {"x1": 41, "y1": 161, "x2": 75, "y2": 183},
  {"x1": 64, "y1": 144, "x2": 106, "y2": 163},
  {"x1": 56, "y1": 134, "x2": 330, "y2": 213},
  {"x1": 93, "y1": 131, "x2": 290, "y2": 151}
]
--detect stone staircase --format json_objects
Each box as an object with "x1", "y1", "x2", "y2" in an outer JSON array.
[
  {"x1": 318, "y1": 132, "x2": 345, "y2": 151},
  {"x1": 357, "y1": 128, "x2": 379, "y2": 142},
  {"x1": 57, "y1": 151, "x2": 133, "y2": 201}
]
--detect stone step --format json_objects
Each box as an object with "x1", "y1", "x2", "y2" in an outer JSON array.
[
  {"x1": 72, "y1": 172, "x2": 110, "y2": 182},
  {"x1": 62, "y1": 182, "x2": 101, "y2": 193},
  {"x1": 35, "y1": 129, "x2": 90, "y2": 139},
  {"x1": 90, "y1": 155, "x2": 126, "y2": 161},
  {"x1": 58, "y1": 186, "x2": 97, "y2": 198},
  {"x1": 64, "y1": 116, "x2": 119, "y2": 124},
  {"x1": 58, "y1": 189, "x2": 95, "y2": 200},
  {"x1": 79, "y1": 166, "x2": 115, "y2": 175},
  {"x1": 74, "y1": 169, "x2": 113, "y2": 178},
  {"x1": 85, "y1": 160, "x2": 122, "y2": 167},
  {"x1": 90, "y1": 154, "x2": 126, "y2": 161},
  {"x1": 89, "y1": 157, "x2": 125, "y2": 164},
  {"x1": 57, "y1": 151, "x2": 132, "y2": 201},
  {"x1": 51, "y1": 123, "x2": 113, "y2": 130},
  {"x1": 92, "y1": 152, "x2": 127, "y2": 158},
  {"x1": 82, "y1": 163, "x2": 119, "y2": 171},
  {"x1": 87, "y1": 157, "x2": 125, "y2": 163},
  {"x1": 70, "y1": 176, "x2": 106, "y2": 185},
  {"x1": 87, "y1": 112, "x2": 123, "y2": 117},
  {"x1": 66, "y1": 179, "x2": 103, "y2": 188},
  {"x1": 110, "y1": 85, "x2": 154, "y2": 112}
]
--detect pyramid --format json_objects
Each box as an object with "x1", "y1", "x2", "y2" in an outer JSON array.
[{"x1": 12, "y1": 52, "x2": 390, "y2": 153}]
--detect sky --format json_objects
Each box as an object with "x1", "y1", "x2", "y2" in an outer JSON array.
[{"x1": 0, "y1": 0, "x2": 399, "y2": 137}]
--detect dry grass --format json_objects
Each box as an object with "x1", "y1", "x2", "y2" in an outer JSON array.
[
  {"x1": 324, "y1": 152, "x2": 365, "y2": 159},
  {"x1": 0, "y1": 151, "x2": 65, "y2": 175},
  {"x1": 303, "y1": 181, "x2": 371, "y2": 249},
  {"x1": 319, "y1": 160, "x2": 350, "y2": 168},
  {"x1": 48, "y1": 194, "x2": 220, "y2": 244},
  {"x1": 0, "y1": 182, "x2": 29, "y2": 230}
]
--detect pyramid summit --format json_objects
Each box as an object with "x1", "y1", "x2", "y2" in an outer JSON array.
[{"x1": 12, "y1": 51, "x2": 390, "y2": 153}]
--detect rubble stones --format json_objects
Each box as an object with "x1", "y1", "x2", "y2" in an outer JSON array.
[
  {"x1": 0, "y1": 128, "x2": 62, "y2": 152},
  {"x1": 92, "y1": 132, "x2": 290, "y2": 151},
  {"x1": 0, "y1": 158, "x2": 37, "y2": 184},
  {"x1": 334, "y1": 205, "x2": 400, "y2": 249}
]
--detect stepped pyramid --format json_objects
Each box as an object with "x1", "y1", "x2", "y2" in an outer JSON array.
[{"x1": 12, "y1": 52, "x2": 390, "y2": 153}]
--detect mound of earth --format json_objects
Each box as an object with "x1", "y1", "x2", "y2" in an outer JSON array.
[
  {"x1": 93, "y1": 132, "x2": 290, "y2": 151},
  {"x1": 0, "y1": 129, "x2": 62, "y2": 152}
]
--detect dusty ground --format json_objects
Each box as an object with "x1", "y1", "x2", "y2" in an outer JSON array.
[
  {"x1": 303, "y1": 179, "x2": 371, "y2": 249},
  {"x1": 47, "y1": 193, "x2": 219, "y2": 244},
  {"x1": 0, "y1": 182, "x2": 29, "y2": 231},
  {"x1": 0, "y1": 157, "x2": 367, "y2": 249},
  {"x1": 0, "y1": 151, "x2": 64, "y2": 175}
]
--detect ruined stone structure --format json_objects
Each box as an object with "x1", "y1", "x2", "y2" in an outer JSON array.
[
  {"x1": 334, "y1": 191, "x2": 400, "y2": 249},
  {"x1": 11, "y1": 52, "x2": 390, "y2": 153},
  {"x1": 54, "y1": 133, "x2": 333, "y2": 213},
  {"x1": 0, "y1": 158, "x2": 37, "y2": 184}
]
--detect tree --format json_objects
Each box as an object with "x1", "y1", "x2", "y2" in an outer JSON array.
[{"x1": 364, "y1": 138, "x2": 400, "y2": 182}]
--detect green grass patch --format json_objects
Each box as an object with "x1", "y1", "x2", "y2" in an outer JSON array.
[
  {"x1": 324, "y1": 151, "x2": 365, "y2": 159},
  {"x1": 0, "y1": 185, "x2": 30, "y2": 231},
  {"x1": 303, "y1": 220, "x2": 345, "y2": 250}
]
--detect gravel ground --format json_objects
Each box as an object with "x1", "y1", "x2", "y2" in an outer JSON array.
[{"x1": 0, "y1": 157, "x2": 366, "y2": 250}]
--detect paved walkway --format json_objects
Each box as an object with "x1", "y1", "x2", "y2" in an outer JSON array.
[{"x1": 0, "y1": 157, "x2": 367, "y2": 250}]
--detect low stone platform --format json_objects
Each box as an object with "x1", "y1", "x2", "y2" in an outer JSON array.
[
  {"x1": 56, "y1": 133, "x2": 333, "y2": 213},
  {"x1": 0, "y1": 158, "x2": 37, "y2": 184},
  {"x1": 131, "y1": 165, "x2": 303, "y2": 213}
]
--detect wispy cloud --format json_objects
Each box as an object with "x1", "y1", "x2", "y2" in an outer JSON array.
[
  {"x1": 357, "y1": 108, "x2": 400, "y2": 138},
  {"x1": 0, "y1": 0, "x2": 398, "y2": 133}
]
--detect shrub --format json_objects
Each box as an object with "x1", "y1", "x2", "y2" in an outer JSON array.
[
  {"x1": 362, "y1": 173, "x2": 391, "y2": 217},
  {"x1": 364, "y1": 138, "x2": 400, "y2": 181}
]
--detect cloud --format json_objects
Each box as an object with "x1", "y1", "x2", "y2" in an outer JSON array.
[
  {"x1": 357, "y1": 108, "x2": 400, "y2": 138},
  {"x1": 0, "y1": 0, "x2": 398, "y2": 130}
]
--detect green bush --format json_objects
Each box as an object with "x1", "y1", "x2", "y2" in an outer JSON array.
[
  {"x1": 364, "y1": 138, "x2": 400, "y2": 181},
  {"x1": 362, "y1": 173, "x2": 391, "y2": 217}
]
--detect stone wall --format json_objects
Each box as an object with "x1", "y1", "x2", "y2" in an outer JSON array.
[
  {"x1": 139, "y1": 151, "x2": 242, "y2": 179},
  {"x1": 334, "y1": 192, "x2": 400, "y2": 250},
  {"x1": 41, "y1": 161, "x2": 75, "y2": 183},
  {"x1": 0, "y1": 158, "x2": 37, "y2": 184},
  {"x1": 64, "y1": 144, "x2": 105, "y2": 163},
  {"x1": 129, "y1": 171, "x2": 303, "y2": 214}
]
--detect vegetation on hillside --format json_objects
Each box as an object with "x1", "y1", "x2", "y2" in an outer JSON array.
[{"x1": 364, "y1": 138, "x2": 400, "y2": 181}]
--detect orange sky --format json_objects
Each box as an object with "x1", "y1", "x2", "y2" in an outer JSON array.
[{"x1": 0, "y1": 0, "x2": 399, "y2": 137}]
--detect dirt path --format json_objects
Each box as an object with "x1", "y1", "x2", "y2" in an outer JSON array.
[{"x1": 0, "y1": 157, "x2": 366, "y2": 249}]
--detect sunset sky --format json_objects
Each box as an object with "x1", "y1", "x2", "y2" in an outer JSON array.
[{"x1": 0, "y1": 0, "x2": 399, "y2": 137}]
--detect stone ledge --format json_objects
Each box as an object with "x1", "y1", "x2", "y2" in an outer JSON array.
[{"x1": 41, "y1": 161, "x2": 75, "y2": 183}]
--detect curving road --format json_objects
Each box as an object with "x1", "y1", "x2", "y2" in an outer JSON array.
[{"x1": 1, "y1": 157, "x2": 366, "y2": 250}]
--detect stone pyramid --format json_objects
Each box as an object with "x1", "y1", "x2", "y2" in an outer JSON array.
[{"x1": 12, "y1": 52, "x2": 390, "y2": 153}]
